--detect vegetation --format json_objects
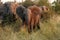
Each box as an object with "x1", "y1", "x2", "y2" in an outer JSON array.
[
  {"x1": 0, "y1": 0, "x2": 60, "y2": 40},
  {"x1": 52, "y1": 0, "x2": 60, "y2": 14},
  {"x1": 22, "y1": 0, "x2": 34, "y2": 8},
  {"x1": 2, "y1": 13, "x2": 16, "y2": 26},
  {"x1": 0, "y1": 15, "x2": 60, "y2": 40}
]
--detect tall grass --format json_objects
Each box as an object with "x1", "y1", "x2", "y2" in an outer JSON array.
[{"x1": 0, "y1": 15, "x2": 60, "y2": 40}]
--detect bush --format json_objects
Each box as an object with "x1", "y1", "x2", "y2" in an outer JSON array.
[
  {"x1": 2, "y1": 13, "x2": 16, "y2": 25},
  {"x1": 22, "y1": 0, "x2": 34, "y2": 8}
]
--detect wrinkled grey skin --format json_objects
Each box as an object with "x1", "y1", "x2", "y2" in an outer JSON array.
[
  {"x1": 0, "y1": 4, "x2": 6, "y2": 24},
  {"x1": 16, "y1": 5, "x2": 28, "y2": 25}
]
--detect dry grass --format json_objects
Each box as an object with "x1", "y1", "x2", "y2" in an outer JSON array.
[{"x1": 0, "y1": 15, "x2": 60, "y2": 40}]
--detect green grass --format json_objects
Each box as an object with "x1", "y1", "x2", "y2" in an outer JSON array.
[{"x1": 0, "y1": 15, "x2": 60, "y2": 40}]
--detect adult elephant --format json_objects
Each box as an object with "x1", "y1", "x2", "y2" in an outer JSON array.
[
  {"x1": 0, "y1": 2, "x2": 17, "y2": 25},
  {"x1": 16, "y1": 5, "x2": 32, "y2": 33},
  {"x1": 10, "y1": 2, "x2": 20, "y2": 19},
  {"x1": 16, "y1": 5, "x2": 41, "y2": 33},
  {"x1": 28, "y1": 5, "x2": 41, "y2": 32}
]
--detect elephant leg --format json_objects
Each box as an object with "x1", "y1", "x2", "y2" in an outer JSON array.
[
  {"x1": 27, "y1": 21, "x2": 32, "y2": 33},
  {"x1": 37, "y1": 21, "x2": 40, "y2": 30}
]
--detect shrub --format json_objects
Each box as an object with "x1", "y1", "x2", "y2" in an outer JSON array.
[
  {"x1": 2, "y1": 13, "x2": 16, "y2": 25},
  {"x1": 22, "y1": 0, "x2": 34, "y2": 8}
]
